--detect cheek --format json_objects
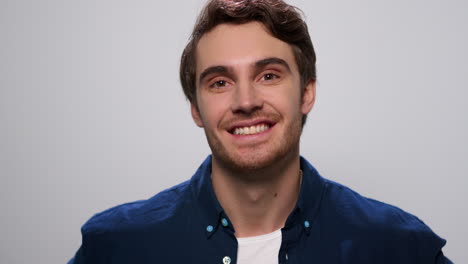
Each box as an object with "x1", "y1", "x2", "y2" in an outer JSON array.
[
  {"x1": 264, "y1": 87, "x2": 302, "y2": 114},
  {"x1": 197, "y1": 95, "x2": 230, "y2": 126}
]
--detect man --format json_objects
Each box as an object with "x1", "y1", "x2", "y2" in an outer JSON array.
[{"x1": 69, "y1": 0, "x2": 451, "y2": 263}]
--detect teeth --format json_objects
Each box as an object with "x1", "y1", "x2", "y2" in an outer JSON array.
[{"x1": 233, "y1": 124, "x2": 270, "y2": 135}]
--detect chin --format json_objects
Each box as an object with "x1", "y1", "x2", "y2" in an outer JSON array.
[
  {"x1": 213, "y1": 142, "x2": 296, "y2": 174},
  {"x1": 206, "y1": 116, "x2": 303, "y2": 174},
  {"x1": 227, "y1": 152, "x2": 276, "y2": 171}
]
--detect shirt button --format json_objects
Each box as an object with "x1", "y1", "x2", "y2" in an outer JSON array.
[
  {"x1": 304, "y1": 220, "x2": 310, "y2": 228},
  {"x1": 223, "y1": 256, "x2": 231, "y2": 264},
  {"x1": 221, "y1": 218, "x2": 229, "y2": 227},
  {"x1": 206, "y1": 225, "x2": 214, "y2": 232}
]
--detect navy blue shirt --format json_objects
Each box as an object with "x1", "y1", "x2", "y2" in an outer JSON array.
[{"x1": 69, "y1": 156, "x2": 452, "y2": 263}]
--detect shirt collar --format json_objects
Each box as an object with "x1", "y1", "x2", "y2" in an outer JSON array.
[
  {"x1": 293, "y1": 156, "x2": 328, "y2": 235},
  {"x1": 189, "y1": 155, "x2": 327, "y2": 238}
]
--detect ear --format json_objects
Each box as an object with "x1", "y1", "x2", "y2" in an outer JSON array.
[
  {"x1": 301, "y1": 80, "x2": 316, "y2": 115},
  {"x1": 190, "y1": 103, "x2": 204, "y2": 127}
]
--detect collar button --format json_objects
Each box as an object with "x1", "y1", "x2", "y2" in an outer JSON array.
[{"x1": 223, "y1": 256, "x2": 231, "y2": 264}]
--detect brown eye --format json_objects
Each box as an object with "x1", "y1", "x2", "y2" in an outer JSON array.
[
  {"x1": 211, "y1": 80, "x2": 227, "y2": 88},
  {"x1": 262, "y1": 73, "x2": 279, "y2": 81}
]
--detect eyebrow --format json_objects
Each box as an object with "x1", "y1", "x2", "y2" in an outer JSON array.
[
  {"x1": 198, "y1": 57, "x2": 292, "y2": 85},
  {"x1": 255, "y1": 57, "x2": 291, "y2": 73},
  {"x1": 198, "y1": 66, "x2": 230, "y2": 86}
]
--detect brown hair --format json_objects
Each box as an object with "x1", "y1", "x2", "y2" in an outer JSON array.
[{"x1": 180, "y1": 0, "x2": 316, "y2": 126}]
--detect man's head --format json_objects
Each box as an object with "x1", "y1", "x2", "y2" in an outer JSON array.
[
  {"x1": 180, "y1": 0, "x2": 316, "y2": 126},
  {"x1": 180, "y1": 0, "x2": 316, "y2": 172}
]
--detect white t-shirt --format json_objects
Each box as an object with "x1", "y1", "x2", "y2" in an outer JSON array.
[{"x1": 236, "y1": 229, "x2": 282, "y2": 264}]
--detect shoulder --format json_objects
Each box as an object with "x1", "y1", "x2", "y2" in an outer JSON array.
[
  {"x1": 71, "y1": 180, "x2": 199, "y2": 262},
  {"x1": 321, "y1": 179, "x2": 447, "y2": 259},
  {"x1": 323, "y1": 179, "x2": 432, "y2": 232},
  {"x1": 323, "y1": 179, "x2": 410, "y2": 222},
  {"x1": 81, "y1": 180, "x2": 192, "y2": 236}
]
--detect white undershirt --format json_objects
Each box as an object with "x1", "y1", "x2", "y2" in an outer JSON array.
[{"x1": 236, "y1": 229, "x2": 282, "y2": 264}]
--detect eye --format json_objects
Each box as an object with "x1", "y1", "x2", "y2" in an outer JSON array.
[
  {"x1": 210, "y1": 79, "x2": 228, "y2": 88},
  {"x1": 261, "y1": 73, "x2": 279, "y2": 81}
]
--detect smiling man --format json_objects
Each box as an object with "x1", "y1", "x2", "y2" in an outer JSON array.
[
  {"x1": 69, "y1": 0, "x2": 451, "y2": 263},
  {"x1": 192, "y1": 21, "x2": 315, "y2": 240}
]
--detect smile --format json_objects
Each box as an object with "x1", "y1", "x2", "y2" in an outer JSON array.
[{"x1": 232, "y1": 124, "x2": 270, "y2": 135}]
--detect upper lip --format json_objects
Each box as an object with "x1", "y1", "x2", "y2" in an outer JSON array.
[{"x1": 227, "y1": 119, "x2": 276, "y2": 133}]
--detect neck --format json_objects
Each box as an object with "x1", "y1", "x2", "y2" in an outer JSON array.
[{"x1": 211, "y1": 151, "x2": 302, "y2": 238}]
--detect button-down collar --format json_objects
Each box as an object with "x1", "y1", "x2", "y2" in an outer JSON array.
[{"x1": 189, "y1": 155, "x2": 327, "y2": 239}]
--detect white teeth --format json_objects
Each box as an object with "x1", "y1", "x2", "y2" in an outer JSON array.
[{"x1": 232, "y1": 124, "x2": 270, "y2": 135}]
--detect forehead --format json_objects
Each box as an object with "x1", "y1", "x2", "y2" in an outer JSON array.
[{"x1": 195, "y1": 22, "x2": 298, "y2": 76}]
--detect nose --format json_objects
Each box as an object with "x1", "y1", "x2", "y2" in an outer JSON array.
[{"x1": 231, "y1": 81, "x2": 263, "y2": 114}]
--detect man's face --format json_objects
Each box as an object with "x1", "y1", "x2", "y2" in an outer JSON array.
[{"x1": 192, "y1": 22, "x2": 315, "y2": 172}]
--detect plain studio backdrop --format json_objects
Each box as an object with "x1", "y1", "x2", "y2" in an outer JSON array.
[{"x1": 1, "y1": 0, "x2": 466, "y2": 263}]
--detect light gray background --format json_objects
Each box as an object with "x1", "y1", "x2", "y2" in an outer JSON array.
[{"x1": 1, "y1": 0, "x2": 466, "y2": 263}]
